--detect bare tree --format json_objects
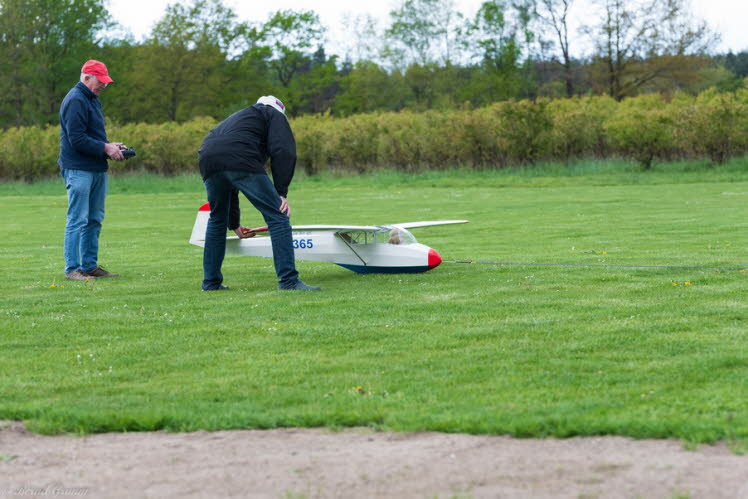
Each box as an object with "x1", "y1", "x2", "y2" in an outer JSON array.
[
  {"x1": 340, "y1": 13, "x2": 384, "y2": 64},
  {"x1": 535, "y1": 0, "x2": 575, "y2": 96},
  {"x1": 584, "y1": 0, "x2": 718, "y2": 100}
]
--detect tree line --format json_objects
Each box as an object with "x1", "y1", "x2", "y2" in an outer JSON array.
[{"x1": 0, "y1": 0, "x2": 746, "y2": 129}]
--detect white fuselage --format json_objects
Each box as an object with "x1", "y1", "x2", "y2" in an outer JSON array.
[
  {"x1": 189, "y1": 209, "x2": 443, "y2": 273},
  {"x1": 228, "y1": 230, "x2": 435, "y2": 268}
]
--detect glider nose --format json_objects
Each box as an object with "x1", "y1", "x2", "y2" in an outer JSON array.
[{"x1": 428, "y1": 248, "x2": 442, "y2": 269}]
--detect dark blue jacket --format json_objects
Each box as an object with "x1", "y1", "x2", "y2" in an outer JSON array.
[{"x1": 58, "y1": 82, "x2": 109, "y2": 172}]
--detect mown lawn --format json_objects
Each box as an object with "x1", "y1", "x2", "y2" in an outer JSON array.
[{"x1": 1, "y1": 160, "x2": 746, "y2": 447}]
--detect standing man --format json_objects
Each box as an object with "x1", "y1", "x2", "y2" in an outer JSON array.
[
  {"x1": 198, "y1": 96, "x2": 320, "y2": 291},
  {"x1": 59, "y1": 60, "x2": 125, "y2": 281}
]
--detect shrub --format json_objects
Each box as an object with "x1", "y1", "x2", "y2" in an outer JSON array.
[
  {"x1": 549, "y1": 96, "x2": 618, "y2": 161},
  {"x1": 0, "y1": 126, "x2": 59, "y2": 180},
  {"x1": 493, "y1": 99, "x2": 553, "y2": 165},
  {"x1": 451, "y1": 106, "x2": 505, "y2": 167},
  {"x1": 332, "y1": 113, "x2": 382, "y2": 170},
  {"x1": 2, "y1": 89, "x2": 747, "y2": 181},
  {"x1": 111, "y1": 117, "x2": 216, "y2": 175},
  {"x1": 604, "y1": 95, "x2": 675, "y2": 169},
  {"x1": 293, "y1": 113, "x2": 334, "y2": 175},
  {"x1": 672, "y1": 88, "x2": 748, "y2": 164},
  {"x1": 374, "y1": 111, "x2": 428, "y2": 171}
]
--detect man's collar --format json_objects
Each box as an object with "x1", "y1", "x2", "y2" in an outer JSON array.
[{"x1": 76, "y1": 81, "x2": 97, "y2": 99}]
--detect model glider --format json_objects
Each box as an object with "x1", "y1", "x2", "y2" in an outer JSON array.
[{"x1": 189, "y1": 203, "x2": 467, "y2": 273}]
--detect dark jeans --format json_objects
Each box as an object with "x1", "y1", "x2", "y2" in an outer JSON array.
[{"x1": 202, "y1": 170, "x2": 299, "y2": 290}]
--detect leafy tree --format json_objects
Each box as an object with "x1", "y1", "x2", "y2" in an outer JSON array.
[
  {"x1": 386, "y1": 0, "x2": 462, "y2": 66},
  {"x1": 335, "y1": 62, "x2": 411, "y2": 115},
  {"x1": 220, "y1": 23, "x2": 276, "y2": 114},
  {"x1": 286, "y1": 48, "x2": 340, "y2": 115},
  {"x1": 465, "y1": 1, "x2": 521, "y2": 69},
  {"x1": 0, "y1": 0, "x2": 37, "y2": 127},
  {"x1": 97, "y1": 39, "x2": 143, "y2": 123},
  {"x1": 222, "y1": 50, "x2": 274, "y2": 115},
  {"x1": 723, "y1": 51, "x2": 748, "y2": 78},
  {"x1": 0, "y1": 0, "x2": 110, "y2": 127},
  {"x1": 261, "y1": 10, "x2": 325, "y2": 89},
  {"x1": 402, "y1": 63, "x2": 478, "y2": 109},
  {"x1": 713, "y1": 50, "x2": 748, "y2": 92},
  {"x1": 132, "y1": 0, "x2": 241, "y2": 121},
  {"x1": 460, "y1": 1, "x2": 531, "y2": 101},
  {"x1": 403, "y1": 64, "x2": 439, "y2": 109}
]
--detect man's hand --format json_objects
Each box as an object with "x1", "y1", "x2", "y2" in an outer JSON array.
[
  {"x1": 104, "y1": 142, "x2": 124, "y2": 161},
  {"x1": 234, "y1": 226, "x2": 255, "y2": 239},
  {"x1": 279, "y1": 196, "x2": 291, "y2": 217}
]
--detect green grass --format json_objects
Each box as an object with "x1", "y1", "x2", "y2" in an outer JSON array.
[{"x1": 1, "y1": 159, "x2": 746, "y2": 445}]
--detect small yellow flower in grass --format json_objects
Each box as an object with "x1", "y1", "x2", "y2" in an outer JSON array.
[
  {"x1": 671, "y1": 281, "x2": 679, "y2": 287},
  {"x1": 48, "y1": 278, "x2": 64, "y2": 288},
  {"x1": 355, "y1": 385, "x2": 366, "y2": 395},
  {"x1": 684, "y1": 281, "x2": 692, "y2": 286},
  {"x1": 740, "y1": 269, "x2": 746, "y2": 274}
]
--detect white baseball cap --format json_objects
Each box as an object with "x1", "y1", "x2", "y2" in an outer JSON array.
[{"x1": 256, "y1": 95, "x2": 286, "y2": 115}]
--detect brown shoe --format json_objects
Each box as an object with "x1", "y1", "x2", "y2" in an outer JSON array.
[
  {"x1": 84, "y1": 266, "x2": 120, "y2": 278},
  {"x1": 65, "y1": 270, "x2": 94, "y2": 281}
]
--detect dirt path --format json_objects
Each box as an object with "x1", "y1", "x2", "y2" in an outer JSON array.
[{"x1": 1, "y1": 421, "x2": 746, "y2": 498}]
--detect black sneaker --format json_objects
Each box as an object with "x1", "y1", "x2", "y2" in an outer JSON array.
[
  {"x1": 279, "y1": 280, "x2": 321, "y2": 291},
  {"x1": 202, "y1": 285, "x2": 229, "y2": 291}
]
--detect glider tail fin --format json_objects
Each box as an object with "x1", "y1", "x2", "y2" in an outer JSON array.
[{"x1": 189, "y1": 203, "x2": 211, "y2": 247}]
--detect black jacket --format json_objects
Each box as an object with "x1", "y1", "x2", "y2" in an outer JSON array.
[{"x1": 198, "y1": 104, "x2": 296, "y2": 197}]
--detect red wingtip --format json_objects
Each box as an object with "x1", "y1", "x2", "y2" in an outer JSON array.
[
  {"x1": 199, "y1": 203, "x2": 211, "y2": 212},
  {"x1": 428, "y1": 249, "x2": 442, "y2": 269}
]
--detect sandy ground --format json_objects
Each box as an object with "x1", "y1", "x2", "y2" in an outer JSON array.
[{"x1": 1, "y1": 421, "x2": 747, "y2": 499}]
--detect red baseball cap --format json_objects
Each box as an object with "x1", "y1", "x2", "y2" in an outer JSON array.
[{"x1": 81, "y1": 60, "x2": 113, "y2": 84}]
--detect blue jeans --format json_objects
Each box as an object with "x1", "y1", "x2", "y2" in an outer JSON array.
[
  {"x1": 202, "y1": 170, "x2": 299, "y2": 290},
  {"x1": 62, "y1": 169, "x2": 108, "y2": 274}
]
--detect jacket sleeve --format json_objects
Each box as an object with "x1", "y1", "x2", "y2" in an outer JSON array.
[
  {"x1": 228, "y1": 189, "x2": 240, "y2": 230},
  {"x1": 61, "y1": 97, "x2": 106, "y2": 158},
  {"x1": 266, "y1": 112, "x2": 296, "y2": 198}
]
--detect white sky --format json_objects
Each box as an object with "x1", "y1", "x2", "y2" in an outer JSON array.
[{"x1": 106, "y1": 0, "x2": 748, "y2": 56}]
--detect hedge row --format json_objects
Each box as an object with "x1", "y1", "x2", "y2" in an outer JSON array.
[{"x1": 1, "y1": 89, "x2": 747, "y2": 180}]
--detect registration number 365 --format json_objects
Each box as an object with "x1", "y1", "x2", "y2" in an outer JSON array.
[{"x1": 292, "y1": 238, "x2": 313, "y2": 249}]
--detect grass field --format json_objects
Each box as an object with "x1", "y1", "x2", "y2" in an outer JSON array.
[{"x1": 1, "y1": 159, "x2": 746, "y2": 448}]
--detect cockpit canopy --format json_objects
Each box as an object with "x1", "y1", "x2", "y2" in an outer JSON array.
[
  {"x1": 381, "y1": 227, "x2": 417, "y2": 245},
  {"x1": 339, "y1": 227, "x2": 418, "y2": 246}
]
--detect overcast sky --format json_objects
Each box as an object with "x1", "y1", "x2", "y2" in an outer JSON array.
[{"x1": 106, "y1": 0, "x2": 748, "y2": 56}]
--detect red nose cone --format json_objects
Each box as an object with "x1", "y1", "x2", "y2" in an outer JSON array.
[
  {"x1": 199, "y1": 203, "x2": 211, "y2": 211},
  {"x1": 428, "y1": 249, "x2": 442, "y2": 269}
]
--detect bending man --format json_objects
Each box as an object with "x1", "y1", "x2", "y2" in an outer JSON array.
[{"x1": 198, "y1": 96, "x2": 320, "y2": 291}]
